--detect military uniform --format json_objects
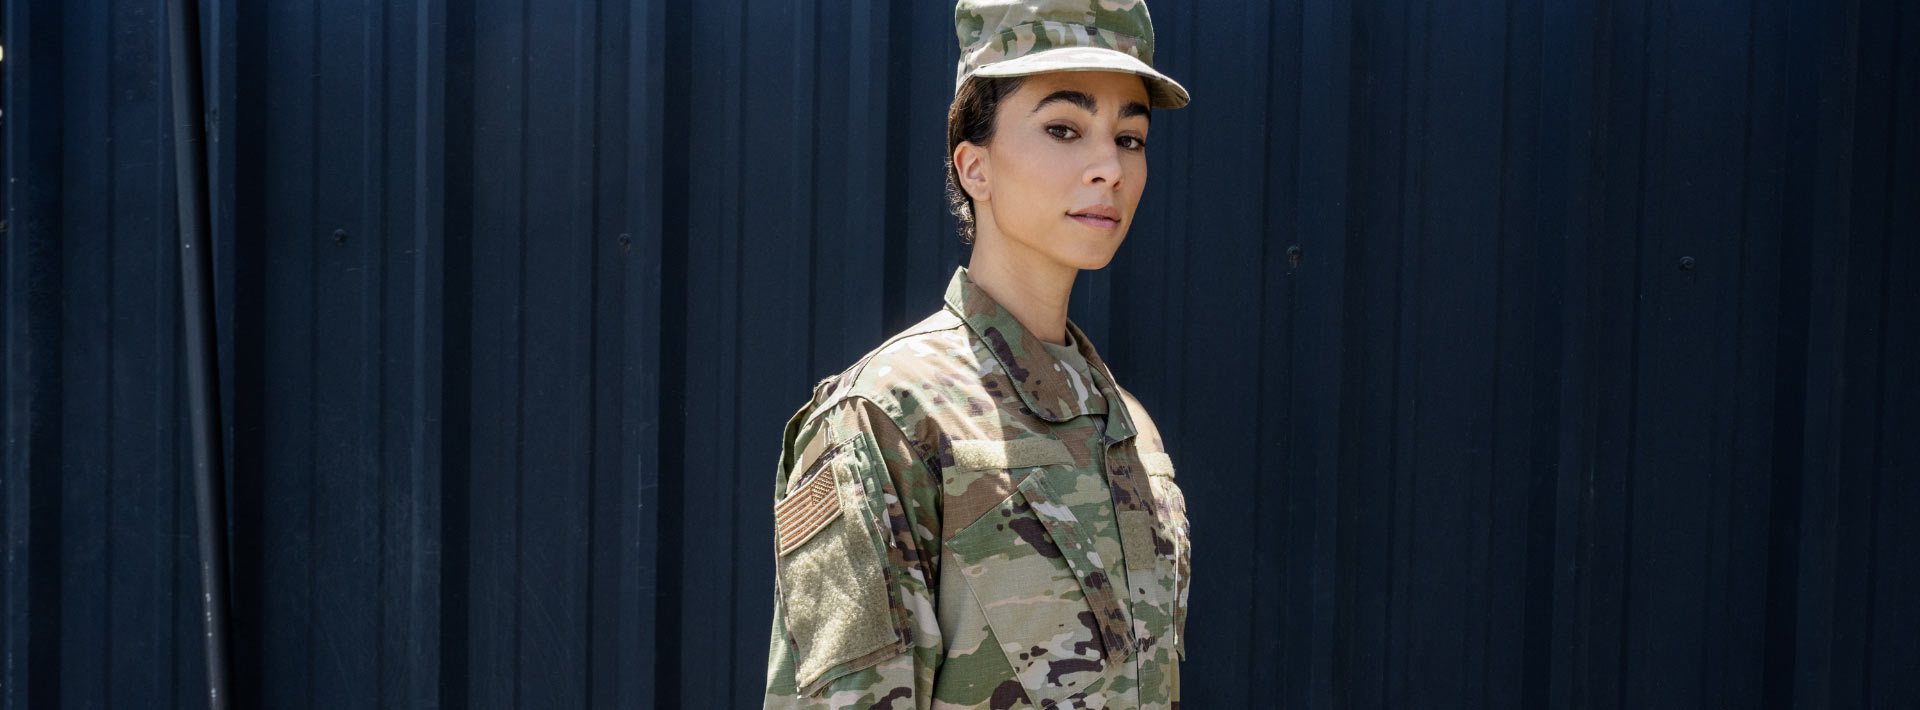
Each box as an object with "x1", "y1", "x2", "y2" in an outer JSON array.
[
  {"x1": 763, "y1": 268, "x2": 1190, "y2": 709},
  {"x1": 767, "y1": 0, "x2": 1191, "y2": 705}
]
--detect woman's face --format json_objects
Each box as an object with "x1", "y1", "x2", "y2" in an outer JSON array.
[{"x1": 966, "y1": 71, "x2": 1152, "y2": 271}]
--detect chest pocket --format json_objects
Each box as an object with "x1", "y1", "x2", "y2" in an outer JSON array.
[{"x1": 946, "y1": 448, "x2": 1133, "y2": 706}]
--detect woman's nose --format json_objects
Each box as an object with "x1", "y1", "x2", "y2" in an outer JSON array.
[{"x1": 1084, "y1": 144, "x2": 1123, "y2": 186}]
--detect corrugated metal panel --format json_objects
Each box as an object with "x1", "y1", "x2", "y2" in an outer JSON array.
[{"x1": 3, "y1": 0, "x2": 1915, "y2": 708}]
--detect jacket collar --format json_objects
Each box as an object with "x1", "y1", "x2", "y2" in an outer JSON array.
[{"x1": 944, "y1": 267, "x2": 1138, "y2": 442}]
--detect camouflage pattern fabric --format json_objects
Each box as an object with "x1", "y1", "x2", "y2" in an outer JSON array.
[
  {"x1": 953, "y1": 0, "x2": 1190, "y2": 109},
  {"x1": 765, "y1": 267, "x2": 1190, "y2": 709}
]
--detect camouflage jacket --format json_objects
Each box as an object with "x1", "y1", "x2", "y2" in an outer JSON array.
[{"x1": 764, "y1": 267, "x2": 1190, "y2": 709}]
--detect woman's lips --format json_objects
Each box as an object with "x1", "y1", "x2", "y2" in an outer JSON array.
[
  {"x1": 1070, "y1": 214, "x2": 1120, "y2": 230},
  {"x1": 1068, "y1": 205, "x2": 1121, "y2": 230}
]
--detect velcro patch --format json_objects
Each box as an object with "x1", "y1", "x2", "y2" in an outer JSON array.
[
  {"x1": 952, "y1": 437, "x2": 1075, "y2": 471},
  {"x1": 776, "y1": 464, "x2": 843, "y2": 556},
  {"x1": 1141, "y1": 451, "x2": 1176, "y2": 477}
]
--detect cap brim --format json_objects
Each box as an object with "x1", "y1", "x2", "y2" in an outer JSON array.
[{"x1": 971, "y1": 46, "x2": 1190, "y2": 109}]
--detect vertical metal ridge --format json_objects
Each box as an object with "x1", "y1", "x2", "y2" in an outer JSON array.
[
  {"x1": 1520, "y1": 0, "x2": 1574, "y2": 701},
  {"x1": 1611, "y1": 0, "x2": 1658, "y2": 700},
  {"x1": 802, "y1": 0, "x2": 823, "y2": 382},
  {"x1": 223, "y1": 0, "x2": 270, "y2": 697},
  {"x1": 3, "y1": 2, "x2": 70, "y2": 705},
  {"x1": 364, "y1": 1, "x2": 392, "y2": 700},
  {"x1": 397, "y1": 0, "x2": 454, "y2": 702},
  {"x1": 581, "y1": 0, "x2": 612, "y2": 701},
  {"x1": 1248, "y1": 0, "x2": 1294, "y2": 699},
  {"x1": 878, "y1": 0, "x2": 910, "y2": 334},
  {"x1": 435, "y1": 0, "x2": 476, "y2": 702},
  {"x1": 722, "y1": 6, "x2": 752, "y2": 701},
  {"x1": 651, "y1": 0, "x2": 691, "y2": 700},
  {"x1": 1485, "y1": 1, "x2": 1522, "y2": 705},
  {"x1": 509, "y1": 0, "x2": 531, "y2": 693},
  {"x1": 100, "y1": 0, "x2": 120, "y2": 536},
  {"x1": 627, "y1": 0, "x2": 666, "y2": 701}
]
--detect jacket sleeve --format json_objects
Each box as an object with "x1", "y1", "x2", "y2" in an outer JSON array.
[{"x1": 764, "y1": 397, "x2": 944, "y2": 709}]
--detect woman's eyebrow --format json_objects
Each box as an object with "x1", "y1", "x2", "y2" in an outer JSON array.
[
  {"x1": 1031, "y1": 90, "x2": 1151, "y2": 123},
  {"x1": 1031, "y1": 90, "x2": 1097, "y2": 114}
]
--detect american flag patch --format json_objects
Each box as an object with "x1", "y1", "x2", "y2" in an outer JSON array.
[{"x1": 775, "y1": 463, "x2": 844, "y2": 556}]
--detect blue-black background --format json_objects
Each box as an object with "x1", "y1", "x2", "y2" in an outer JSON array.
[{"x1": 3, "y1": 0, "x2": 1915, "y2": 707}]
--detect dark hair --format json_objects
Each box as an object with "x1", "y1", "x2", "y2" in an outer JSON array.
[{"x1": 945, "y1": 75, "x2": 1027, "y2": 244}]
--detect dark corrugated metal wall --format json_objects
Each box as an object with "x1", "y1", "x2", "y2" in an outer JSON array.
[{"x1": 3, "y1": 0, "x2": 1914, "y2": 707}]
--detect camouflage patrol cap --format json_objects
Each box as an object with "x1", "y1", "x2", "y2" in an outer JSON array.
[{"x1": 955, "y1": 0, "x2": 1190, "y2": 109}]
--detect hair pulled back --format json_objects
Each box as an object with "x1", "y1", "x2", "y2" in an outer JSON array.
[{"x1": 945, "y1": 76, "x2": 1027, "y2": 244}]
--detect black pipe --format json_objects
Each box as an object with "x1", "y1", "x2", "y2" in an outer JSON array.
[{"x1": 164, "y1": 0, "x2": 234, "y2": 706}]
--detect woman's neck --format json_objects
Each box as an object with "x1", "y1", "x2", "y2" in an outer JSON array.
[{"x1": 967, "y1": 231, "x2": 1078, "y2": 346}]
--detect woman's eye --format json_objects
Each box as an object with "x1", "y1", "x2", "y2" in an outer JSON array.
[
  {"x1": 1046, "y1": 125, "x2": 1079, "y2": 140},
  {"x1": 1118, "y1": 136, "x2": 1146, "y2": 150}
]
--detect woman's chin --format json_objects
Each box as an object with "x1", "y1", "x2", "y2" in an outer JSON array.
[
  {"x1": 1054, "y1": 236, "x2": 1126, "y2": 271},
  {"x1": 1063, "y1": 253, "x2": 1119, "y2": 271}
]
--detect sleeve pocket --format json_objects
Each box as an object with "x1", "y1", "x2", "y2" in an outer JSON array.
[{"x1": 774, "y1": 437, "x2": 908, "y2": 694}]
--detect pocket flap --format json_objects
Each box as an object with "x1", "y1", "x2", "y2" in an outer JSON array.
[{"x1": 1016, "y1": 473, "x2": 1135, "y2": 662}]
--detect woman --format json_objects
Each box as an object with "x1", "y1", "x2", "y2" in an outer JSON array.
[{"x1": 765, "y1": 1, "x2": 1190, "y2": 707}]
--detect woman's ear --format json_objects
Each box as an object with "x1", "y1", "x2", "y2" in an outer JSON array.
[{"x1": 953, "y1": 141, "x2": 990, "y2": 203}]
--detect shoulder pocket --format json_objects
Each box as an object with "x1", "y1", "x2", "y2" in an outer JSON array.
[{"x1": 774, "y1": 436, "x2": 909, "y2": 694}]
